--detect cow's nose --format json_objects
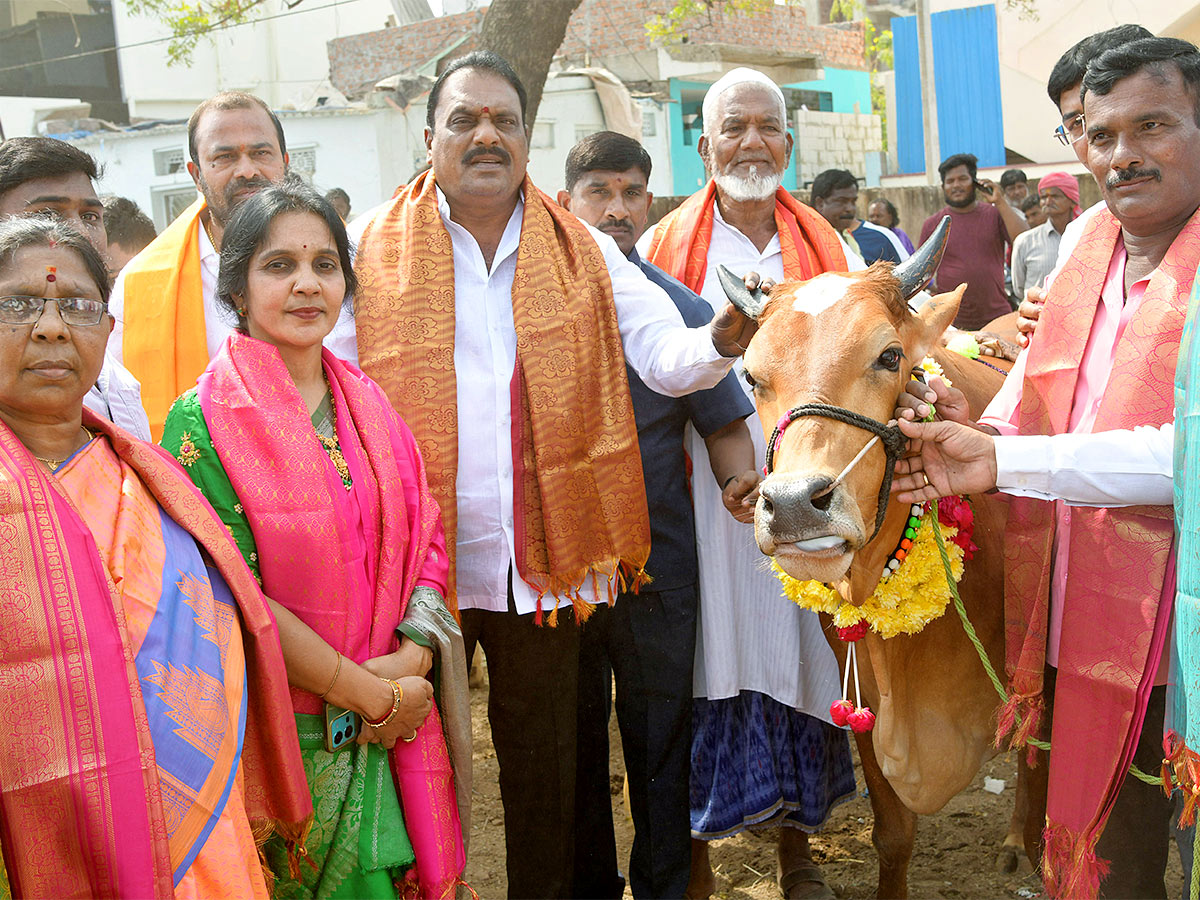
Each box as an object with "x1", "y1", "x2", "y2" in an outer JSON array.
[{"x1": 759, "y1": 476, "x2": 836, "y2": 536}]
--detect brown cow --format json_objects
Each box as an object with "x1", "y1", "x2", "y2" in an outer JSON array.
[{"x1": 718, "y1": 223, "x2": 1032, "y2": 898}]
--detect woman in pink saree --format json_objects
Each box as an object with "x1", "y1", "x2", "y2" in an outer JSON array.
[
  {"x1": 161, "y1": 182, "x2": 469, "y2": 899},
  {"x1": 0, "y1": 215, "x2": 312, "y2": 897}
]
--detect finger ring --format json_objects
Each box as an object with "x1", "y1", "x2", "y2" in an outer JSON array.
[
  {"x1": 403, "y1": 732, "x2": 418, "y2": 743},
  {"x1": 922, "y1": 472, "x2": 931, "y2": 487}
]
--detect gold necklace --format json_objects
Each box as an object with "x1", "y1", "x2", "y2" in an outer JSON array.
[
  {"x1": 316, "y1": 380, "x2": 352, "y2": 491},
  {"x1": 201, "y1": 215, "x2": 219, "y2": 252},
  {"x1": 35, "y1": 427, "x2": 94, "y2": 472}
]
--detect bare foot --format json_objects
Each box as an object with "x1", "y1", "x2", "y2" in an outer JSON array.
[{"x1": 685, "y1": 838, "x2": 716, "y2": 899}]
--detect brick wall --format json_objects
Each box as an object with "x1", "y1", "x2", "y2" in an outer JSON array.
[
  {"x1": 793, "y1": 109, "x2": 882, "y2": 186},
  {"x1": 328, "y1": 0, "x2": 866, "y2": 99}
]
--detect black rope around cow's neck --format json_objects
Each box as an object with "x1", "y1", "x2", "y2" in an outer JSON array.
[{"x1": 765, "y1": 403, "x2": 907, "y2": 542}]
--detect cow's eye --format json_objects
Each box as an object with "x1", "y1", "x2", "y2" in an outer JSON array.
[
  {"x1": 743, "y1": 369, "x2": 758, "y2": 389},
  {"x1": 875, "y1": 347, "x2": 902, "y2": 371}
]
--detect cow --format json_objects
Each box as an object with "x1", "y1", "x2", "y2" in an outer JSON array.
[{"x1": 717, "y1": 221, "x2": 1032, "y2": 898}]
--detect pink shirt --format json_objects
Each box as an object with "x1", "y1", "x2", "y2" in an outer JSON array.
[{"x1": 980, "y1": 240, "x2": 1154, "y2": 666}]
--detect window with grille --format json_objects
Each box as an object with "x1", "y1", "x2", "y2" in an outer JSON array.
[
  {"x1": 289, "y1": 145, "x2": 317, "y2": 182},
  {"x1": 153, "y1": 147, "x2": 186, "y2": 176}
]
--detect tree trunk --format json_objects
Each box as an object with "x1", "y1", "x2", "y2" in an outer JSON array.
[{"x1": 478, "y1": 0, "x2": 583, "y2": 128}]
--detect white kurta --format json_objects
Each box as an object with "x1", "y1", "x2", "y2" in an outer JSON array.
[{"x1": 640, "y1": 208, "x2": 843, "y2": 720}]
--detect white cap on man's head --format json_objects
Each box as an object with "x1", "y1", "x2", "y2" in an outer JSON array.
[{"x1": 701, "y1": 67, "x2": 787, "y2": 132}]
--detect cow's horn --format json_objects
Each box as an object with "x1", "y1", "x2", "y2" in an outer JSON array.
[
  {"x1": 893, "y1": 214, "x2": 951, "y2": 301},
  {"x1": 716, "y1": 265, "x2": 767, "y2": 318}
]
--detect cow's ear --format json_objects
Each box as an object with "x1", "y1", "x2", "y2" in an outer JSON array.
[{"x1": 909, "y1": 283, "x2": 965, "y2": 360}]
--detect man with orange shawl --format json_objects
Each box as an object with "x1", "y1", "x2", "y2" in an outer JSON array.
[
  {"x1": 0, "y1": 215, "x2": 311, "y2": 897},
  {"x1": 108, "y1": 91, "x2": 289, "y2": 438},
  {"x1": 890, "y1": 37, "x2": 1200, "y2": 899},
  {"x1": 637, "y1": 67, "x2": 855, "y2": 899},
  {"x1": 324, "y1": 51, "x2": 757, "y2": 898}
]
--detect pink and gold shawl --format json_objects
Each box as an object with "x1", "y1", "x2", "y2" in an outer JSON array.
[
  {"x1": 0, "y1": 410, "x2": 310, "y2": 899},
  {"x1": 643, "y1": 180, "x2": 848, "y2": 292},
  {"x1": 197, "y1": 334, "x2": 464, "y2": 898},
  {"x1": 1001, "y1": 207, "x2": 1199, "y2": 898}
]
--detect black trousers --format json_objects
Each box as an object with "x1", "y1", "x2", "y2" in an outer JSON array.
[
  {"x1": 572, "y1": 585, "x2": 699, "y2": 899},
  {"x1": 461, "y1": 591, "x2": 581, "y2": 900},
  {"x1": 1042, "y1": 667, "x2": 1173, "y2": 899}
]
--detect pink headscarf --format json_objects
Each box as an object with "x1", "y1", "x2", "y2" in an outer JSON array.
[{"x1": 1037, "y1": 171, "x2": 1081, "y2": 216}]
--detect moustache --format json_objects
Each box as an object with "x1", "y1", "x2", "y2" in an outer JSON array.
[
  {"x1": 462, "y1": 145, "x2": 512, "y2": 166},
  {"x1": 599, "y1": 219, "x2": 633, "y2": 233},
  {"x1": 223, "y1": 177, "x2": 273, "y2": 204},
  {"x1": 1106, "y1": 168, "x2": 1162, "y2": 188}
]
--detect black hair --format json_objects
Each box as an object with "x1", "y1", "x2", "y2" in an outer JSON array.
[
  {"x1": 324, "y1": 187, "x2": 350, "y2": 206},
  {"x1": 1019, "y1": 194, "x2": 1041, "y2": 213},
  {"x1": 1046, "y1": 24, "x2": 1154, "y2": 108},
  {"x1": 187, "y1": 91, "x2": 287, "y2": 165},
  {"x1": 1083, "y1": 36, "x2": 1200, "y2": 125},
  {"x1": 0, "y1": 137, "x2": 99, "y2": 202},
  {"x1": 426, "y1": 50, "x2": 529, "y2": 133},
  {"x1": 0, "y1": 214, "x2": 111, "y2": 302},
  {"x1": 102, "y1": 196, "x2": 156, "y2": 252},
  {"x1": 810, "y1": 168, "x2": 859, "y2": 205},
  {"x1": 216, "y1": 181, "x2": 357, "y2": 331},
  {"x1": 868, "y1": 197, "x2": 899, "y2": 227},
  {"x1": 938, "y1": 153, "x2": 978, "y2": 183},
  {"x1": 1000, "y1": 169, "x2": 1027, "y2": 188},
  {"x1": 564, "y1": 131, "x2": 652, "y2": 192}
]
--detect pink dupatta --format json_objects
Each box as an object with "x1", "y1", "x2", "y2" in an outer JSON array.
[{"x1": 198, "y1": 334, "x2": 463, "y2": 898}]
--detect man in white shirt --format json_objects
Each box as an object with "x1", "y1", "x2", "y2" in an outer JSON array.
[
  {"x1": 0, "y1": 137, "x2": 150, "y2": 440},
  {"x1": 108, "y1": 91, "x2": 290, "y2": 436},
  {"x1": 327, "y1": 51, "x2": 754, "y2": 899},
  {"x1": 637, "y1": 68, "x2": 855, "y2": 900}
]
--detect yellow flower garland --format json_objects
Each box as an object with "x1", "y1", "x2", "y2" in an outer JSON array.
[{"x1": 771, "y1": 512, "x2": 966, "y2": 639}]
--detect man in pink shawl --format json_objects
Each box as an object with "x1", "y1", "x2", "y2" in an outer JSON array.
[{"x1": 162, "y1": 182, "x2": 470, "y2": 899}]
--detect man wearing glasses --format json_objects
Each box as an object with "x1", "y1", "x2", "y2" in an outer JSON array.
[
  {"x1": 0, "y1": 137, "x2": 150, "y2": 440},
  {"x1": 1016, "y1": 24, "x2": 1153, "y2": 347}
]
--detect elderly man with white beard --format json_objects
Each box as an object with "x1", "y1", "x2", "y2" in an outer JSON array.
[{"x1": 638, "y1": 68, "x2": 856, "y2": 900}]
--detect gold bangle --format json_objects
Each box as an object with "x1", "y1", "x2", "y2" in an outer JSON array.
[
  {"x1": 402, "y1": 730, "x2": 418, "y2": 743},
  {"x1": 362, "y1": 678, "x2": 403, "y2": 728},
  {"x1": 320, "y1": 651, "x2": 343, "y2": 699}
]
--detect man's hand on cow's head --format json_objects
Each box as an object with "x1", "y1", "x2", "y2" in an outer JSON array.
[
  {"x1": 1016, "y1": 286, "x2": 1044, "y2": 348},
  {"x1": 892, "y1": 418, "x2": 999, "y2": 504},
  {"x1": 711, "y1": 272, "x2": 774, "y2": 357},
  {"x1": 893, "y1": 376, "x2": 972, "y2": 426}
]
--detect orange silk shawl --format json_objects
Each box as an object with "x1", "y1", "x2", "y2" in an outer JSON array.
[
  {"x1": 120, "y1": 195, "x2": 210, "y2": 440},
  {"x1": 643, "y1": 180, "x2": 848, "y2": 291},
  {"x1": 1001, "y1": 207, "x2": 1199, "y2": 899},
  {"x1": 353, "y1": 171, "x2": 650, "y2": 621}
]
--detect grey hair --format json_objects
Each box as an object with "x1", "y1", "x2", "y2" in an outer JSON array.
[{"x1": 0, "y1": 214, "x2": 111, "y2": 302}]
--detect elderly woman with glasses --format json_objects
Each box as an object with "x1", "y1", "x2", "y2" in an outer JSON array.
[
  {"x1": 160, "y1": 181, "x2": 469, "y2": 899},
  {"x1": 0, "y1": 215, "x2": 311, "y2": 897}
]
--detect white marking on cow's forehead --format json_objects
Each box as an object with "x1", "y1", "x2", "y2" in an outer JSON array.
[{"x1": 789, "y1": 273, "x2": 856, "y2": 316}]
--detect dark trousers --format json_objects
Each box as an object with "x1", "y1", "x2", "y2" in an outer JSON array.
[
  {"x1": 572, "y1": 586, "x2": 698, "y2": 899},
  {"x1": 1041, "y1": 667, "x2": 1173, "y2": 899},
  {"x1": 461, "y1": 590, "x2": 580, "y2": 900}
]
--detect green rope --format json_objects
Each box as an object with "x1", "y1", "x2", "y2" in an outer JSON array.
[{"x1": 927, "y1": 512, "x2": 1163, "y2": 788}]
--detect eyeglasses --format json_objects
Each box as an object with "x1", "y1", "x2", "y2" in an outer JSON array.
[
  {"x1": 0, "y1": 295, "x2": 108, "y2": 326},
  {"x1": 1053, "y1": 114, "x2": 1086, "y2": 146}
]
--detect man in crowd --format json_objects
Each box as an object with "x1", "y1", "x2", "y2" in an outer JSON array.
[
  {"x1": 1010, "y1": 172, "x2": 1079, "y2": 300},
  {"x1": 1016, "y1": 23, "x2": 1153, "y2": 346},
  {"x1": 0, "y1": 136, "x2": 150, "y2": 440},
  {"x1": 109, "y1": 91, "x2": 289, "y2": 436},
  {"x1": 556, "y1": 130, "x2": 757, "y2": 899},
  {"x1": 810, "y1": 167, "x2": 908, "y2": 264},
  {"x1": 896, "y1": 37, "x2": 1200, "y2": 898},
  {"x1": 325, "y1": 50, "x2": 756, "y2": 899},
  {"x1": 101, "y1": 195, "x2": 156, "y2": 275},
  {"x1": 920, "y1": 152, "x2": 1027, "y2": 329},
  {"x1": 324, "y1": 186, "x2": 351, "y2": 220},
  {"x1": 1019, "y1": 193, "x2": 1046, "y2": 228},
  {"x1": 639, "y1": 67, "x2": 853, "y2": 900},
  {"x1": 1000, "y1": 168, "x2": 1030, "y2": 206}
]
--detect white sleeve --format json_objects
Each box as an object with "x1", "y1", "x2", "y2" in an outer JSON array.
[
  {"x1": 322, "y1": 205, "x2": 386, "y2": 366},
  {"x1": 108, "y1": 269, "x2": 127, "y2": 364},
  {"x1": 1010, "y1": 231, "x2": 1030, "y2": 301},
  {"x1": 838, "y1": 234, "x2": 868, "y2": 272},
  {"x1": 994, "y1": 423, "x2": 1174, "y2": 506},
  {"x1": 590, "y1": 225, "x2": 733, "y2": 397}
]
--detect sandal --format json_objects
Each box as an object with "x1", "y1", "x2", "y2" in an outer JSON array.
[{"x1": 779, "y1": 862, "x2": 835, "y2": 900}]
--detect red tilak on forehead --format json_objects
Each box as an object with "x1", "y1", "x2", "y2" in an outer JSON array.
[
  {"x1": 481, "y1": 106, "x2": 489, "y2": 114},
  {"x1": 45, "y1": 265, "x2": 56, "y2": 283}
]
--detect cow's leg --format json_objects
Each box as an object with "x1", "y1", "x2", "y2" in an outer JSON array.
[
  {"x1": 997, "y1": 758, "x2": 1035, "y2": 874},
  {"x1": 1022, "y1": 745, "x2": 1049, "y2": 872},
  {"x1": 855, "y1": 730, "x2": 916, "y2": 899}
]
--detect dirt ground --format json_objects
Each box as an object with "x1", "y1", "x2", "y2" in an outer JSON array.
[{"x1": 461, "y1": 674, "x2": 1186, "y2": 900}]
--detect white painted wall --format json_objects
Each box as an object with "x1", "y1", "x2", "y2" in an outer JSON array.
[
  {"x1": 0, "y1": 96, "x2": 87, "y2": 138},
  {"x1": 111, "y1": 0, "x2": 411, "y2": 120}
]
